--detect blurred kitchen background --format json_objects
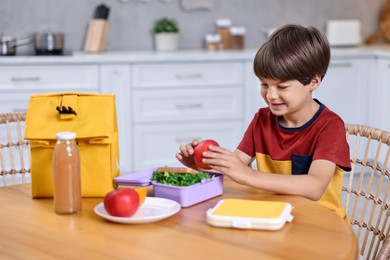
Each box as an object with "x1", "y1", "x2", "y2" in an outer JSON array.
[{"x1": 0, "y1": 0, "x2": 386, "y2": 54}]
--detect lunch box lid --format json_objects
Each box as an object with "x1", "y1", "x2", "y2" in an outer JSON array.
[
  {"x1": 114, "y1": 167, "x2": 157, "y2": 186},
  {"x1": 206, "y1": 199, "x2": 293, "y2": 231},
  {"x1": 114, "y1": 167, "x2": 221, "y2": 187}
]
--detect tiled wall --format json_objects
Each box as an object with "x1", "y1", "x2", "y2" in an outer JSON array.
[{"x1": 0, "y1": 0, "x2": 386, "y2": 53}]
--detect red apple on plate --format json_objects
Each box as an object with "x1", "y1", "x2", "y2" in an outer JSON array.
[
  {"x1": 193, "y1": 139, "x2": 220, "y2": 169},
  {"x1": 104, "y1": 188, "x2": 140, "y2": 217}
]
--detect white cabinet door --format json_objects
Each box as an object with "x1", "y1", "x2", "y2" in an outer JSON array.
[
  {"x1": 0, "y1": 93, "x2": 33, "y2": 113},
  {"x1": 0, "y1": 65, "x2": 100, "y2": 113},
  {"x1": 0, "y1": 65, "x2": 99, "y2": 91},
  {"x1": 131, "y1": 60, "x2": 246, "y2": 171},
  {"x1": 371, "y1": 58, "x2": 390, "y2": 131},
  {"x1": 133, "y1": 121, "x2": 244, "y2": 170},
  {"x1": 314, "y1": 58, "x2": 373, "y2": 125},
  {"x1": 133, "y1": 62, "x2": 243, "y2": 88},
  {"x1": 133, "y1": 88, "x2": 243, "y2": 123},
  {"x1": 100, "y1": 65, "x2": 132, "y2": 172}
]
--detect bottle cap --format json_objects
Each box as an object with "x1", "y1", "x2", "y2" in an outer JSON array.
[
  {"x1": 56, "y1": 131, "x2": 76, "y2": 140},
  {"x1": 216, "y1": 19, "x2": 232, "y2": 27},
  {"x1": 230, "y1": 26, "x2": 246, "y2": 35},
  {"x1": 205, "y1": 34, "x2": 221, "y2": 43}
]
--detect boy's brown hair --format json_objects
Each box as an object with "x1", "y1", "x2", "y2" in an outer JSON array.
[{"x1": 253, "y1": 24, "x2": 330, "y2": 85}]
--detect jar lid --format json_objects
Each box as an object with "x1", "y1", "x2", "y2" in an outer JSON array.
[
  {"x1": 56, "y1": 131, "x2": 76, "y2": 140},
  {"x1": 216, "y1": 19, "x2": 232, "y2": 27},
  {"x1": 230, "y1": 26, "x2": 246, "y2": 35},
  {"x1": 205, "y1": 34, "x2": 221, "y2": 43}
]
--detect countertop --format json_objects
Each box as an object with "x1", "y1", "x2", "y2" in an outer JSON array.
[{"x1": 1, "y1": 44, "x2": 390, "y2": 64}]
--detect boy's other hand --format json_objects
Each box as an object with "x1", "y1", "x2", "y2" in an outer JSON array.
[{"x1": 176, "y1": 139, "x2": 199, "y2": 169}]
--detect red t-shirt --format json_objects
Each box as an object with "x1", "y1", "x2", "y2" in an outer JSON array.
[{"x1": 238, "y1": 100, "x2": 351, "y2": 219}]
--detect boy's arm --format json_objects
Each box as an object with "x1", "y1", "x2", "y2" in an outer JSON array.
[
  {"x1": 206, "y1": 146, "x2": 336, "y2": 201},
  {"x1": 234, "y1": 149, "x2": 254, "y2": 166},
  {"x1": 241, "y1": 159, "x2": 335, "y2": 200}
]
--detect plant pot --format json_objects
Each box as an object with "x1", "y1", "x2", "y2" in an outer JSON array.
[{"x1": 154, "y1": 33, "x2": 179, "y2": 51}]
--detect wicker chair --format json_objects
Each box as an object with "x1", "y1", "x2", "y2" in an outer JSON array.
[
  {"x1": 0, "y1": 112, "x2": 30, "y2": 186},
  {"x1": 343, "y1": 124, "x2": 390, "y2": 260},
  {"x1": 377, "y1": 238, "x2": 390, "y2": 260}
]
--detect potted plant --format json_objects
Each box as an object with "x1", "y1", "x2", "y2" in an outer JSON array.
[{"x1": 153, "y1": 17, "x2": 180, "y2": 51}]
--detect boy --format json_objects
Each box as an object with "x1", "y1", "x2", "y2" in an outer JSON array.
[{"x1": 176, "y1": 24, "x2": 351, "y2": 219}]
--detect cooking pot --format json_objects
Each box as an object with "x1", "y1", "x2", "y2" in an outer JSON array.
[
  {"x1": 34, "y1": 32, "x2": 64, "y2": 55},
  {"x1": 0, "y1": 36, "x2": 32, "y2": 56}
]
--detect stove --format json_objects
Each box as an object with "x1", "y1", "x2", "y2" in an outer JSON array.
[{"x1": 13, "y1": 50, "x2": 73, "y2": 56}]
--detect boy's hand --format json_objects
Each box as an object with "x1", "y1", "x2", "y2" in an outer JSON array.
[
  {"x1": 176, "y1": 140, "x2": 199, "y2": 169},
  {"x1": 203, "y1": 145, "x2": 252, "y2": 184}
]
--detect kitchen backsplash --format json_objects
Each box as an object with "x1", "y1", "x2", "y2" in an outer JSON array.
[{"x1": 0, "y1": 0, "x2": 386, "y2": 53}]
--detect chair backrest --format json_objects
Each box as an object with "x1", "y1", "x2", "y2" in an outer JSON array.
[
  {"x1": 377, "y1": 238, "x2": 390, "y2": 260},
  {"x1": 343, "y1": 124, "x2": 390, "y2": 259},
  {"x1": 0, "y1": 112, "x2": 30, "y2": 186}
]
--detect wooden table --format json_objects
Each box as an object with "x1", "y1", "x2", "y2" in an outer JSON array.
[{"x1": 0, "y1": 179, "x2": 357, "y2": 259}]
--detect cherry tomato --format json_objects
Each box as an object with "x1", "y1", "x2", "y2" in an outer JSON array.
[
  {"x1": 103, "y1": 188, "x2": 140, "y2": 217},
  {"x1": 193, "y1": 139, "x2": 220, "y2": 169}
]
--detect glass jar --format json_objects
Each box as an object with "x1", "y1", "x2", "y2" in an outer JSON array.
[
  {"x1": 216, "y1": 19, "x2": 232, "y2": 49},
  {"x1": 230, "y1": 26, "x2": 246, "y2": 49},
  {"x1": 52, "y1": 131, "x2": 81, "y2": 214},
  {"x1": 205, "y1": 34, "x2": 221, "y2": 50}
]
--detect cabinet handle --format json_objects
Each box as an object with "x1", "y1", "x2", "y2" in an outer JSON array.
[
  {"x1": 111, "y1": 70, "x2": 121, "y2": 76},
  {"x1": 175, "y1": 73, "x2": 203, "y2": 79},
  {"x1": 175, "y1": 137, "x2": 202, "y2": 144},
  {"x1": 11, "y1": 77, "x2": 41, "y2": 82},
  {"x1": 175, "y1": 103, "x2": 203, "y2": 109},
  {"x1": 329, "y1": 62, "x2": 352, "y2": 68}
]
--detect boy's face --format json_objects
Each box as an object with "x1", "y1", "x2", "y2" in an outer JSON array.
[{"x1": 260, "y1": 77, "x2": 319, "y2": 120}]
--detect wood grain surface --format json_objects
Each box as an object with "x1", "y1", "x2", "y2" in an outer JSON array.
[{"x1": 0, "y1": 178, "x2": 358, "y2": 259}]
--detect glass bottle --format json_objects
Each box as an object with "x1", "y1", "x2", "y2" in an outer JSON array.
[
  {"x1": 52, "y1": 131, "x2": 81, "y2": 214},
  {"x1": 216, "y1": 19, "x2": 232, "y2": 49},
  {"x1": 230, "y1": 26, "x2": 246, "y2": 49},
  {"x1": 205, "y1": 34, "x2": 221, "y2": 50}
]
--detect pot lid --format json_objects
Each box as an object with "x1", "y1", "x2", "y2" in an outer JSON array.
[{"x1": 0, "y1": 36, "x2": 15, "y2": 43}]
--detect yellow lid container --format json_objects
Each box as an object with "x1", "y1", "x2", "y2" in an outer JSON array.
[{"x1": 207, "y1": 199, "x2": 293, "y2": 230}]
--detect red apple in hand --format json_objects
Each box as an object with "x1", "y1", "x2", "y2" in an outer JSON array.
[
  {"x1": 193, "y1": 139, "x2": 220, "y2": 169},
  {"x1": 104, "y1": 188, "x2": 140, "y2": 217}
]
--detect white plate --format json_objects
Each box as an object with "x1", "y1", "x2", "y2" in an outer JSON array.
[{"x1": 94, "y1": 197, "x2": 181, "y2": 224}]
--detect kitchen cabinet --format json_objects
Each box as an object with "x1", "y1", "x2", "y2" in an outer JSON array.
[
  {"x1": 131, "y1": 61, "x2": 245, "y2": 170},
  {"x1": 100, "y1": 64, "x2": 132, "y2": 172},
  {"x1": 371, "y1": 58, "x2": 390, "y2": 131},
  {"x1": 132, "y1": 88, "x2": 242, "y2": 123},
  {"x1": 0, "y1": 65, "x2": 99, "y2": 91},
  {"x1": 0, "y1": 93, "x2": 33, "y2": 113},
  {"x1": 244, "y1": 60, "x2": 266, "y2": 126},
  {"x1": 132, "y1": 62, "x2": 243, "y2": 87},
  {"x1": 133, "y1": 122, "x2": 243, "y2": 169},
  {"x1": 0, "y1": 64, "x2": 99, "y2": 113},
  {"x1": 314, "y1": 57, "x2": 373, "y2": 125}
]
